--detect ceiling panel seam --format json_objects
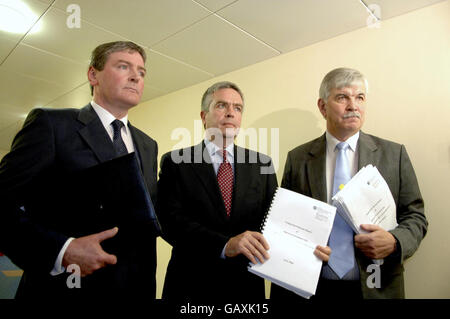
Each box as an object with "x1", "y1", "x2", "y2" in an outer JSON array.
[
  {"x1": 42, "y1": 80, "x2": 89, "y2": 107},
  {"x1": 212, "y1": 12, "x2": 282, "y2": 54},
  {"x1": 191, "y1": 0, "x2": 240, "y2": 13},
  {"x1": 0, "y1": 0, "x2": 55, "y2": 66},
  {"x1": 146, "y1": 48, "x2": 214, "y2": 77}
]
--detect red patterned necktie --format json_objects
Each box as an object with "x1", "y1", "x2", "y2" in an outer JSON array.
[{"x1": 217, "y1": 149, "x2": 233, "y2": 216}]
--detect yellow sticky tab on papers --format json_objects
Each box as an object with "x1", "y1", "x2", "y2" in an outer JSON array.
[{"x1": 339, "y1": 184, "x2": 345, "y2": 190}]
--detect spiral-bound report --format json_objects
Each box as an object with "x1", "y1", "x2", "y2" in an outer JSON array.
[{"x1": 248, "y1": 187, "x2": 336, "y2": 299}]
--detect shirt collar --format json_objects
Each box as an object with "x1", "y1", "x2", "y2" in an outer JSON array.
[
  {"x1": 204, "y1": 138, "x2": 234, "y2": 160},
  {"x1": 326, "y1": 130, "x2": 360, "y2": 153},
  {"x1": 91, "y1": 101, "x2": 129, "y2": 131}
]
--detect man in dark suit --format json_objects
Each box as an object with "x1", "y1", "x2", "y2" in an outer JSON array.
[
  {"x1": 157, "y1": 81, "x2": 277, "y2": 301},
  {"x1": 0, "y1": 41, "x2": 158, "y2": 298},
  {"x1": 157, "y1": 81, "x2": 330, "y2": 301},
  {"x1": 271, "y1": 67, "x2": 428, "y2": 300}
]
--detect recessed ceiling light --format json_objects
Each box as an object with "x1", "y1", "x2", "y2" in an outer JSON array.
[{"x1": 0, "y1": 0, "x2": 42, "y2": 34}]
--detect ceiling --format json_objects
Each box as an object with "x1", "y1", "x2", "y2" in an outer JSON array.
[{"x1": 0, "y1": 0, "x2": 444, "y2": 151}]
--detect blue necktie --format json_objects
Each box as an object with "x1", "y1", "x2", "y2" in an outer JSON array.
[
  {"x1": 111, "y1": 120, "x2": 128, "y2": 156},
  {"x1": 328, "y1": 142, "x2": 356, "y2": 279}
]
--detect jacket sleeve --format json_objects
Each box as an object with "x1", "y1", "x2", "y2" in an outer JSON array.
[
  {"x1": 156, "y1": 153, "x2": 229, "y2": 258},
  {"x1": 280, "y1": 151, "x2": 293, "y2": 189},
  {"x1": 0, "y1": 109, "x2": 68, "y2": 272},
  {"x1": 389, "y1": 145, "x2": 428, "y2": 263}
]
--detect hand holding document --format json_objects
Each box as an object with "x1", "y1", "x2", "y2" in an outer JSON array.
[
  {"x1": 248, "y1": 187, "x2": 336, "y2": 299},
  {"x1": 332, "y1": 164, "x2": 398, "y2": 234},
  {"x1": 332, "y1": 165, "x2": 398, "y2": 264}
]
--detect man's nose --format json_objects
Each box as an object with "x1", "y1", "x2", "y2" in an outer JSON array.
[
  {"x1": 129, "y1": 69, "x2": 140, "y2": 82},
  {"x1": 347, "y1": 97, "x2": 359, "y2": 110},
  {"x1": 225, "y1": 105, "x2": 235, "y2": 117}
]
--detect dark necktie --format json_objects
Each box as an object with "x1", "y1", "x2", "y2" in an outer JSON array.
[
  {"x1": 217, "y1": 149, "x2": 233, "y2": 216},
  {"x1": 111, "y1": 119, "x2": 128, "y2": 156}
]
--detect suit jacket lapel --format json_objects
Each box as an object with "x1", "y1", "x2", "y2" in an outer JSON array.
[
  {"x1": 307, "y1": 133, "x2": 327, "y2": 202},
  {"x1": 357, "y1": 131, "x2": 378, "y2": 169},
  {"x1": 128, "y1": 123, "x2": 151, "y2": 181},
  {"x1": 190, "y1": 142, "x2": 228, "y2": 218},
  {"x1": 232, "y1": 145, "x2": 251, "y2": 219},
  {"x1": 77, "y1": 103, "x2": 116, "y2": 163}
]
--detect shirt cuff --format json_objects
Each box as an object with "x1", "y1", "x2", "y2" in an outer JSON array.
[
  {"x1": 220, "y1": 244, "x2": 227, "y2": 259},
  {"x1": 50, "y1": 237, "x2": 74, "y2": 276}
]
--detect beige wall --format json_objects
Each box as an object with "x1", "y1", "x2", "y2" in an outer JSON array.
[
  {"x1": 0, "y1": 149, "x2": 9, "y2": 161},
  {"x1": 130, "y1": 1, "x2": 450, "y2": 299}
]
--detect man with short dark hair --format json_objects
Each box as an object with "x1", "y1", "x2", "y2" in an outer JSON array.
[
  {"x1": 271, "y1": 67, "x2": 428, "y2": 300},
  {"x1": 0, "y1": 41, "x2": 159, "y2": 298}
]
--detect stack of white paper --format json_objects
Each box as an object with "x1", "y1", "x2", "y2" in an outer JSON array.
[
  {"x1": 332, "y1": 164, "x2": 398, "y2": 235},
  {"x1": 248, "y1": 187, "x2": 336, "y2": 299}
]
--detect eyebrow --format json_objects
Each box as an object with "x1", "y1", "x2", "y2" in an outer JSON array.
[
  {"x1": 116, "y1": 59, "x2": 147, "y2": 73},
  {"x1": 335, "y1": 92, "x2": 366, "y2": 97},
  {"x1": 216, "y1": 100, "x2": 243, "y2": 107}
]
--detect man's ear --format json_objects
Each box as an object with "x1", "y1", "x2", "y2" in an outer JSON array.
[
  {"x1": 87, "y1": 66, "x2": 98, "y2": 87},
  {"x1": 200, "y1": 111, "x2": 207, "y2": 129},
  {"x1": 317, "y1": 99, "x2": 327, "y2": 119}
]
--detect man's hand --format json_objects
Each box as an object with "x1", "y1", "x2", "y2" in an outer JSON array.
[
  {"x1": 225, "y1": 231, "x2": 270, "y2": 264},
  {"x1": 62, "y1": 227, "x2": 119, "y2": 277},
  {"x1": 314, "y1": 245, "x2": 332, "y2": 262},
  {"x1": 354, "y1": 224, "x2": 397, "y2": 259}
]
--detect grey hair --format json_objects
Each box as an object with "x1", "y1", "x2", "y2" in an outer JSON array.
[
  {"x1": 319, "y1": 67, "x2": 369, "y2": 101},
  {"x1": 201, "y1": 81, "x2": 244, "y2": 112}
]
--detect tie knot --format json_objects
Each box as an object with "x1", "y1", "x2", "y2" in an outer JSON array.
[
  {"x1": 222, "y1": 149, "x2": 228, "y2": 162},
  {"x1": 111, "y1": 119, "x2": 124, "y2": 133},
  {"x1": 336, "y1": 142, "x2": 349, "y2": 151}
]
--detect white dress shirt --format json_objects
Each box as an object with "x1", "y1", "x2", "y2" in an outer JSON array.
[
  {"x1": 51, "y1": 101, "x2": 132, "y2": 276},
  {"x1": 91, "y1": 101, "x2": 134, "y2": 153},
  {"x1": 204, "y1": 138, "x2": 235, "y2": 175}
]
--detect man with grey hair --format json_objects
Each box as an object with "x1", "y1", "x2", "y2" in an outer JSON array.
[
  {"x1": 157, "y1": 81, "x2": 278, "y2": 300},
  {"x1": 158, "y1": 81, "x2": 330, "y2": 300},
  {"x1": 271, "y1": 67, "x2": 427, "y2": 300},
  {"x1": 157, "y1": 81, "x2": 331, "y2": 300},
  {"x1": 0, "y1": 41, "x2": 159, "y2": 298}
]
